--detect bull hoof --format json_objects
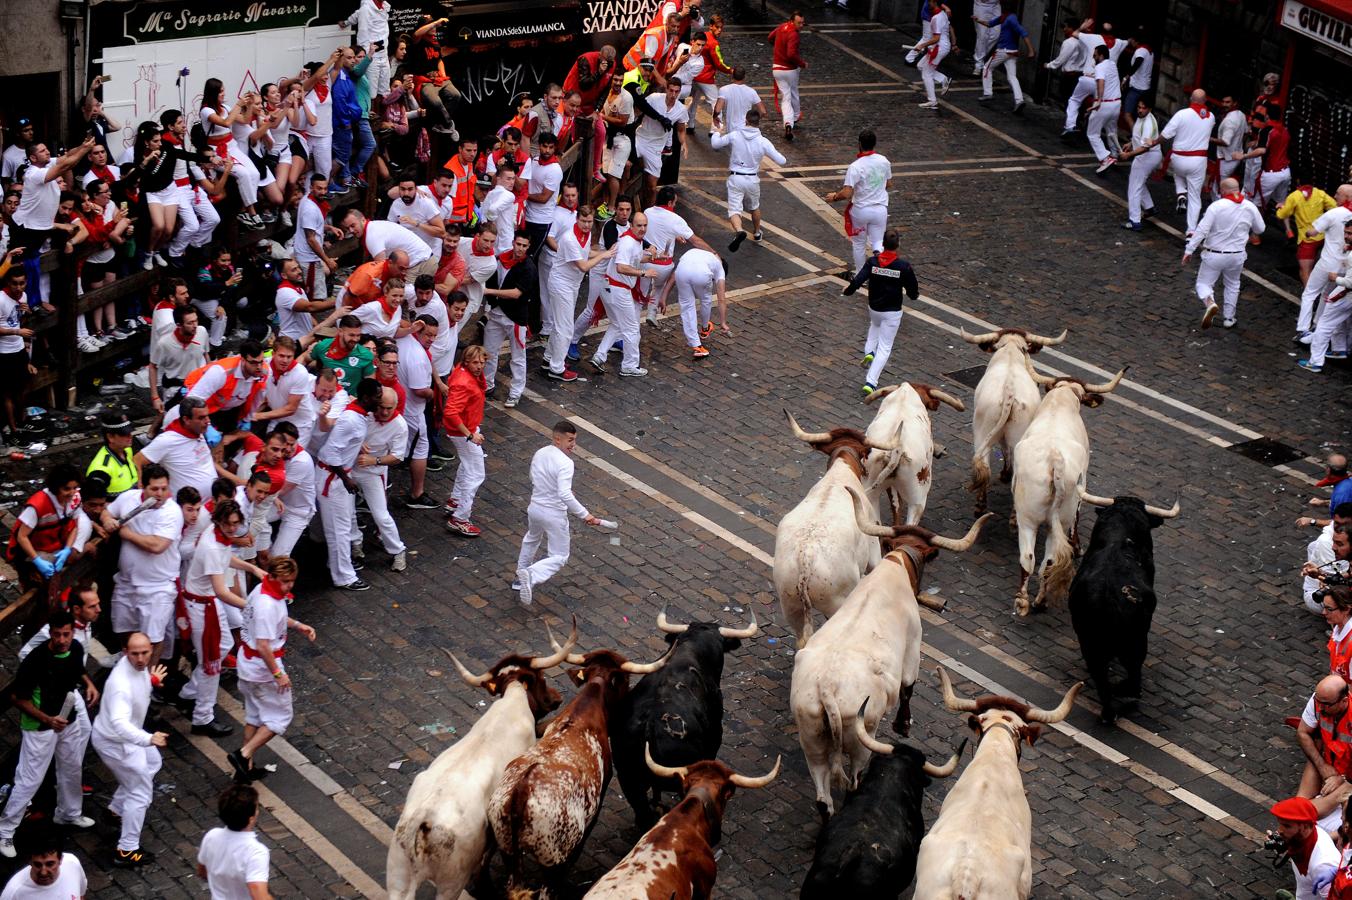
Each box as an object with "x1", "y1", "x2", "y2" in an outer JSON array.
[
  {"x1": 1015, "y1": 597, "x2": 1030, "y2": 617},
  {"x1": 933, "y1": 442, "x2": 947, "y2": 458},
  {"x1": 816, "y1": 801, "x2": 831, "y2": 824},
  {"x1": 1099, "y1": 709, "x2": 1118, "y2": 726}
]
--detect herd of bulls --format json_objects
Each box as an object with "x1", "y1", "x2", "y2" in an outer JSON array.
[{"x1": 384, "y1": 326, "x2": 1181, "y2": 899}]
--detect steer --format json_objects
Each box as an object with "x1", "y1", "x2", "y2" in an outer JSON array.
[
  {"x1": 1010, "y1": 361, "x2": 1125, "y2": 615},
  {"x1": 386, "y1": 623, "x2": 578, "y2": 900},
  {"x1": 774, "y1": 409, "x2": 898, "y2": 647},
  {"x1": 584, "y1": 746, "x2": 781, "y2": 899},
  {"x1": 1070, "y1": 490, "x2": 1180, "y2": 724},
  {"x1": 913, "y1": 669, "x2": 1082, "y2": 900},
  {"x1": 801, "y1": 703, "x2": 962, "y2": 899},
  {"x1": 611, "y1": 608, "x2": 759, "y2": 828},
  {"x1": 863, "y1": 381, "x2": 967, "y2": 525},
  {"x1": 960, "y1": 327, "x2": 1067, "y2": 515},
  {"x1": 790, "y1": 487, "x2": 987, "y2": 818},
  {"x1": 489, "y1": 642, "x2": 672, "y2": 896}
]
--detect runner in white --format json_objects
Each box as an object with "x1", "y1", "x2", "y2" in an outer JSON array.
[
  {"x1": 1161, "y1": 89, "x2": 1217, "y2": 233},
  {"x1": 105, "y1": 464, "x2": 182, "y2": 663},
  {"x1": 673, "y1": 248, "x2": 729, "y2": 358},
  {"x1": 645, "y1": 186, "x2": 713, "y2": 324},
  {"x1": 711, "y1": 108, "x2": 785, "y2": 252},
  {"x1": 591, "y1": 212, "x2": 658, "y2": 377},
  {"x1": 544, "y1": 205, "x2": 614, "y2": 382},
  {"x1": 915, "y1": 4, "x2": 955, "y2": 110},
  {"x1": 353, "y1": 387, "x2": 409, "y2": 571},
  {"x1": 271, "y1": 422, "x2": 318, "y2": 559},
  {"x1": 196, "y1": 784, "x2": 271, "y2": 896},
  {"x1": 1119, "y1": 97, "x2": 1163, "y2": 231},
  {"x1": 515, "y1": 421, "x2": 601, "y2": 606},
  {"x1": 315, "y1": 378, "x2": 379, "y2": 591},
  {"x1": 825, "y1": 130, "x2": 893, "y2": 277}
]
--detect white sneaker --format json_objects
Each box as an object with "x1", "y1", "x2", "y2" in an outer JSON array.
[
  {"x1": 645, "y1": 307, "x2": 659, "y2": 325},
  {"x1": 280, "y1": 211, "x2": 293, "y2": 228},
  {"x1": 391, "y1": 551, "x2": 407, "y2": 572},
  {"x1": 1301, "y1": 332, "x2": 1315, "y2": 345},
  {"x1": 351, "y1": 540, "x2": 365, "y2": 560},
  {"x1": 918, "y1": 101, "x2": 939, "y2": 110},
  {"x1": 1200, "y1": 302, "x2": 1219, "y2": 329},
  {"x1": 516, "y1": 567, "x2": 533, "y2": 606},
  {"x1": 54, "y1": 814, "x2": 95, "y2": 829},
  {"x1": 939, "y1": 77, "x2": 952, "y2": 97},
  {"x1": 76, "y1": 336, "x2": 99, "y2": 353},
  {"x1": 1221, "y1": 317, "x2": 1236, "y2": 329},
  {"x1": 0, "y1": 837, "x2": 13, "y2": 859},
  {"x1": 619, "y1": 367, "x2": 649, "y2": 377}
]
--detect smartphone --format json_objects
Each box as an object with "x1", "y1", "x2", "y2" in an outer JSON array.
[
  {"x1": 101, "y1": 75, "x2": 113, "y2": 83},
  {"x1": 373, "y1": 39, "x2": 385, "y2": 51}
]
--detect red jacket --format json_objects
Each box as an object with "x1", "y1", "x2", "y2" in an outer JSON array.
[
  {"x1": 769, "y1": 22, "x2": 805, "y2": 70},
  {"x1": 442, "y1": 364, "x2": 486, "y2": 435},
  {"x1": 563, "y1": 51, "x2": 611, "y2": 114},
  {"x1": 696, "y1": 32, "x2": 732, "y2": 84}
]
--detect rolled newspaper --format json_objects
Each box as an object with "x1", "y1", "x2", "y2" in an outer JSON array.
[{"x1": 597, "y1": 519, "x2": 619, "y2": 530}]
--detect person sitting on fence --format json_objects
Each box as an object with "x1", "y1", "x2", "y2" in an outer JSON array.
[{"x1": 4, "y1": 463, "x2": 82, "y2": 588}]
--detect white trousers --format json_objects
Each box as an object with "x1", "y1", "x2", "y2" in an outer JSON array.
[
  {"x1": 1299, "y1": 257, "x2": 1341, "y2": 334},
  {"x1": 271, "y1": 502, "x2": 315, "y2": 558},
  {"x1": 1169, "y1": 156, "x2": 1207, "y2": 232},
  {"x1": 981, "y1": 51, "x2": 1024, "y2": 104},
  {"x1": 0, "y1": 714, "x2": 89, "y2": 839},
  {"x1": 727, "y1": 172, "x2": 762, "y2": 216},
  {"x1": 576, "y1": 274, "x2": 607, "y2": 342},
  {"x1": 546, "y1": 273, "x2": 581, "y2": 374},
  {"x1": 1086, "y1": 101, "x2": 1121, "y2": 161},
  {"x1": 1310, "y1": 294, "x2": 1352, "y2": 368},
  {"x1": 537, "y1": 254, "x2": 555, "y2": 335},
  {"x1": 677, "y1": 270, "x2": 714, "y2": 348},
  {"x1": 353, "y1": 469, "x2": 404, "y2": 554},
  {"x1": 865, "y1": 309, "x2": 903, "y2": 387},
  {"x1": 91, "y1": 733, "x2": 161, "y2": 852},
  {"x1": 225, "y1": 140, "x2": 260, "y2": 207},
  {"x1": 594, "y1": 284, "x2": 641, "y2": 371},
  {"x1": 849, "y1": 204, "x2": 888, "y2": 276},
  {"x1": 1127, "y1": 149, "x2": 1161, "y2": 223},
  {"x1": 307, "y1": 135, "x2": 333, "y2": 186},
  {"x1": 193, "y1": 297, "x2": 229, "y2": 346},
  {"x1": 919, "y1": 50, "x2": 950, "y2": 104},
  {"x1": 167, "y1": 186, "x2": 220, "y2": 256},
  {"x1": 317, "y1": 475, "x2": 358, "y2": 585},
  {"x1": 369, "y1": 50, "x2": 391, "y2": 95},
  {"x1": 449, "y1": 435, "x2": 485, "y2": 520},
  {"x1": 111, "y1": 580, "x2": 178, "y2": 644},
  {"x1": 518, "y1": 503, "x2": 571, "y2": 587},
  {"x1": 773, "y1": 68, "x2": 801, "y2": 124},
  {"x1": 1257, "y1": 168, "x2": 1291, "y2": 211},
  {"x1": 1195, "y1": 251, "x2": 1246, "y2": 320},
  {"x1": 483, "y1": 307, "x2": 528, "y2": 400},
  {"x1": 178, "y1": 597, "x2": 234, "y2": 725},
  {"x1": 1242, "y1": 156, "x2": 1261, "y2": 196},
  {"x1": 973, "y1": 21, "x2": 999, "y2": 70},
  {"x1": 1064, "y1": 75, "x2": 1096, "y2": 130}
]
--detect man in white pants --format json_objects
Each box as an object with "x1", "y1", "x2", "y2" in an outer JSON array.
[
  {"x1": 646, "y1": 186, "x2": 713, "y2": 323},
  {"x1": 977, "y1": 4, "x2": 1035, "y2": 113},
  {"x1": 539, "y1": 184, "x2": 580, "y2": 339},
  {"x1": 674, "y1": 248, "x2": 729, "y2": 358},
  {"x1": 1162, "y1": 89, "x2": 1216, "y2": 233},
  {"x1": 1295, "y1": 185, "x2": 1352, "y2": 342},
  {"x1": 971, "y1": 0, "x2": 1002, "y2": 74},
  {"x1": 545, "y1": 205, "x2": 613, "y2": 382},
  {"x1": 1057, "y1": 19, "x2": 1105, "y2": 136},
  {"x1": 482, "y1": 234, "x2": 539, "y2": 406},
  {"x1": 915, "y1": 4, "x2": 954, "y2": 110},
  {"x1": 316, "y1": 378, "x2": 379, "y2": 590},
  {"x1": 1214, "y1": 95, "x2": 1248, "y2": 195},
  {"x1": 105, "y1": 464, "x2": 182, "y2": 663},
  {"x1": 0, "y1": 611, "x2": 98, "y2": 861},
  {"x1": 711, "y1": 107, "x2": 785, "y2": 252},
  {"x1": 826, "y1": 130, "x2": 892, "y2": 277},
  {"x1": 165, "y1": 161, "x2": 222, "y2": 260},
  {"x1": 1120, "y1": 98, "x2": 1162, "y2": 231},
  {"x1": 591, "y1": 212, "x2": 659, "y2": 377},
  {"x1": 1300, "y1": 239, "x2": 1352, "y2": 374},
  {"x1": 91, "y1": 633, "x2": 167, "y2": 869},
  {"x1": 1085, "y1": 45, "x2": 1122, "y2": 175},
  {"x1": 768, "y1": 12, "x2": 806, "y2": 140},
  {"x1": 353, "y1": 387, "x2": 408, "y2": 571},
  {"x1": 841, "y1": 230, "x2": 920, "y2": 395},
  {"x1": 342, "y1": 0, "x2": 391, "y2": 94},
  {"x1": 1182, "y1": 178, "x2": 1264, "y2": 330},
  {"x1": 633, "y1": 79, "x2": 689, "y2": 209},
  {"x1": 516, "y1": 421, "x2": 601, "y2": 605},
  {"x1": 271, "y1": 421, "x2": 317, "y2": 559}
]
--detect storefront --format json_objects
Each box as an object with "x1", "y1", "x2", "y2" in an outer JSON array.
[{"x1": 1277, "y1": 0, "x2": 1352, "y2": 190}]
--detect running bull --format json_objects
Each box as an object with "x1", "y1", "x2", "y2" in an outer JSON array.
[{"x1": 863, "y1": 381, "x2": 966, "y2": 526}]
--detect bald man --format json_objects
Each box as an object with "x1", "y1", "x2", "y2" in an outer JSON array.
[
  {"x1": 1161, "y1": 89, "x2": 1217, "y2": 233},
  {"x1": 1298, "y1": 673, "x2": 1352, "y2": 832},
  {"x1": 1296, "y1": 183, "x2": 1352, "y2": 345},
  {"x1": 1182, "y1": 177, "x2": 1264, "y2": 329}
]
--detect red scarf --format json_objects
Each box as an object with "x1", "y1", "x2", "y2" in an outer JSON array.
[
  {"x1": 161, "y1": 131, "x2": 182, "y2": 146},
  {"x1": 620, "y1": 229, "x2": 639, "y2": 242},
  {"x1": 1299, "y1": 185, "x2": 1314, "y2": 199},
  {"x1": 174, "y1": 328, "x2": 197, "y2": 349},
  {"x1": 498, "y1": 250, "x2": 524, "y2": 270},
  {"x1": 1316, "y1": 471, "x2": 1350, "y2": 488},
  {"x1": 471, "y1": 240, "x2": 495, "y2": 257},
  {"x1": 260, "y1": 576, "x2": 293, "y2": 601},
  {"x1": 164, "y1": 419, "x2": 201, "y2": 441},
  {"x1": 279, "y1": 279, "x2": 303, "y2": 294},
  {"x1": 1290, "y1": 826, "x2": 1319, "y2": 875},
  {"x1": 213, "y1": 525, "x2": 234, "y2": 545},
  {"x1": 313, "y1": 81, "x2": 330, "y2": 104},
  {"x1": 572, "y1": 223, "x2": 591, "y2": 245},
  {"x1": 373, "y1": 0, "x2": 384, "y2": 7},
  {"x1": 537, "y1": 153, "x2": 559, "y2": 167},
  {"x1": 1223, "y1": 191, "x2": 1245, "y2": 204},
  {"x1": 89, "y1": 164, "x2": 115, "y2": 183},
  {"x1": 877, "y1": 250, "x2": 898, "y2": 266},
  {"x1": 154, "y1": 299, "x2": 177, "y2": 312},
  {"x1": 325, "y1": 339, "x2": 352, "y2": 361},
  {"x1": 379, "y1": 292, "x2": 401, "y2": 319},
  {"x1": 309, "y1": 193, "x2": 331, "y2": 219},
  {"x1": 1102, "y1": 35, "x2": 1116, "y2": 48},
  {"x1": 271, "y1": 359, "x2": 294, "y2": 383},
  {"x1": 856, "y1": 150, "x2": 875, "y2": 158},
  {"x1": 1189, "y1": 103, "x2": 1211, "y2": 119},
  {"x1": 346, "y1": 400, "x2": 369, "y2": 415}
]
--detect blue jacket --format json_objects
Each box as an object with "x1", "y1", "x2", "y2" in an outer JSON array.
[{"x1": 332, "y1": 70, "x2": 363, "y2": 127}]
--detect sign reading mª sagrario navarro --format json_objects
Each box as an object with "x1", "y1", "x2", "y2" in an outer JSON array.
[{"x1": 123, "y1": 0, "x2": 320, "y2": 43}]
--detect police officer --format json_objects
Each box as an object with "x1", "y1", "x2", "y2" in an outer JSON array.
[{"x1": 85, "y1": 414, "x2": 139, "y2": 500}]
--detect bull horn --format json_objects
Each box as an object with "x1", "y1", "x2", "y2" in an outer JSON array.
[
  {"x1": 1025, "y1": 681, "x2": 1084, "y2": 724},
  {"x1": 853, "y1": 699, "x2": 894, "y2": 756},
  {"x1": 1082, "y1": 367, "x2": 1127, "y2": 395},
  {"x1": 959, "y1": 327, "x2": 1001, "y2": 345},
  {"x1": 938, "y1": 666, "x2": 979, "y2": 712},
  {"x1": 644, "y1": 742, "x2": 689, "y2": 781},
  {"x1": 1025, "y1": 329, "x2": 1069, "y2": 347},
  {"x1": 922, "y1": 739, "x2": 967, "y2": 778},
  {"x1": 728, "y1": 755, "x2": 782, "y2": 789},
  {"x1": 718, "y1": 608, "x2": 759, "y2": 640},
  {"x1": 620, "y1": 645, "x2": 675, "y2": 675},
  {"x1": 785, "y1": 408, "x2": 831, "y2": 444},
  {"x1": 845, "y1": 486, "x2": 895, "y2": 538},
  {"x1": 656, "y1": 604, "x2": 689, "y2": 635},
  {"x1": 928, "y1": 514, "x2": 993, "y2": 553},
  {"x1": 1022, "y1": 356, "x2": 1057, "y2": 387},
  {"x1": 547, "y1": 629, "x2": 588, "y2": 666},
  {"x1": 1078, "y1": 489, "x2": 1115, "y2": 508},
  {"x1": 863, "y1": 384, "x2": 901, "y2": 404},
  {"x1": 928, "y1": 388, "x2": 966, "y2": 412},
  {"x1": 444, "y1": 649, "x2": 493, "y2": 687},
  {"x1": 1144, "y1": 501, "x2": 1181, "y2": 519},
  {"x1": 532, "y1": 617, "x2": 579, "y2": 669}
]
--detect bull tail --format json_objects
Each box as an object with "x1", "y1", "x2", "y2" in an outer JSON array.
[
  {"x1": 1038, "y1": 455, "x2": 1076, "y2": 607},
  {"x1": 968, "y1": 395, "x2": 1013, "y2": 501},
  {"x1": 501, "y1": 762, "x2": 538, "y2": 866},
  {"x1": 822, "y1": 688, "x2": 847, "y2": 789}
]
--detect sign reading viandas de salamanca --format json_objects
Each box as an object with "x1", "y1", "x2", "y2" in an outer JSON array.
[
  {"x1": 584, "y1": 0, "x2": 659, "y2": 34},
  {"x1": 124, "y1": 0, "x2": 319, "y2": 43}
]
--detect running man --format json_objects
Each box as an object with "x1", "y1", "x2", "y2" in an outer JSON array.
[
  {"x1": 515, "y1": 421, "x2": 601, "y2": 606},
  {"x1": 711, "y1": 108, "x2": 785, "y2": 252},
  {"x1": 825, "y1": 130, "x2": 892, "y2": 277}
]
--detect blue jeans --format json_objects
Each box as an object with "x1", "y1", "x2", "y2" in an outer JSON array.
[
  {"x1": 332, "y1": 120, "x2": 355, "y2": 185},
  {"x1": 351, "y1": 118, "x2": 375, "y2": 179}
]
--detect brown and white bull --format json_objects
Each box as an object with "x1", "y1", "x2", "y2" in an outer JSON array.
[
  {"x1": 583, "y1": 746, "x2": 781, "y2": 899},
  {"x1": 774, "y1": 409, "x2": 899, "y2": 647},
  {"x1": 1010, "y1": 362, "x2": 1125, "y2": 615},
  {"x1": 863, "y1": 382, "x2": 967, "y2": 525},
  {"x1": 789, "y1": 487, "x2": 988, "y2": 819},
  {"x1": 913, "y1": 668, "x2": 1082, "y2": 899},
  {"x1": 959, "y1": 327, "x2": 1068, "y2": 515},
  {"x1": 489, "y1": 642, "x2": 672, "y2": 897},
  {"x1": 386, "y1": 623, "x2": 578, "y2": 900}
]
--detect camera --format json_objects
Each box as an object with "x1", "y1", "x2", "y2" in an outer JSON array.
[{"x1": 1262, "y1": 831, "x2": 1290, "y2": 869}]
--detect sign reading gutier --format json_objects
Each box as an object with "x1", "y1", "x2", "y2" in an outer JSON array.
[
  {"x1": 122, "y1": 0, "x2": 321, "y2": 43},
  {"x1": 1281, "y1": 0, "x2": 1352, "y2": 58}
]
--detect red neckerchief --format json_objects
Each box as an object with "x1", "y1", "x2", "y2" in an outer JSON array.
[
  {"x1": 212, "y1": 525, "x2": 233, "y2": 545},
  {"x1": 373, "y1": 0, "x2": 384, "y2": 7},
  {"x1": 1190, "y1": 103, "x2": 1211, "y2": 119},
  {"x1": 260, "y1": 576, "x2": 293, "y2": 601},
  {"x1": 1223, "y1": 192, "x2": 1245, "y2": 204},
  {"x1": 856, "y1": 150, "x2": 875, "y2": 158},
  {"x1": 164, "y1": 419, "x2": 200, "y2": 441},
  {"x1": 471, "y1": 241, "x2": 495, "y2": 257},
  {"x1": 280, "y1": 279, "x2": 303, "y2": 293},
  {"x1": 89, "y1": 164, "x2": 115, "y2": 182},
  {"x1": 572, "y1": 222, "x2": 591, "y2": 245},
  {"x1": 877, "y1": 251, "x2": 898, "y2": 266},
  {"x1": 379, "y1": 293, "x2": 400, "y2": 319},
  {"x1": 154, "y1": 299, "x2": 177, "y2": 311},
  {"x1": 313, "y1": 81, "x2": 330, "y2": 104},
  {"x1": 271, "y1": 360, "x2": 293, "y2": 383},
  {"x1": 1136, "y1": 42, "x2": 1151, "y2": 53},
  {"x1": 1299, "y1": 185, "x2": 1315, "y2": 199},
  {"x1": 161, "y1": 131, "x2": 182, "y2": 146},
  {"x1": 498, "y1": 250, "x2": 524, "y2": 270},
  {"x1": 1290, "y1": 826, "x2": 1319, "y2": 874},
  {"x1": 174, "y1": 328, "x2": 197, "y2": 349},
  {"x1": 537, "y1": 153, "x2": 559, "y2": 167},
  {"x1": 561, "y1": 199, "x2": 578, "y2": 212},
  {"x1": 1343, "y1": 201, "x2": 1352, "y2": 212},
  {"x1": 325, "y1": 339, "x2": 351, "y2": 361},
  {"x1": 1316, "y1": 472, "x2": 1350, "y2": 488},
  {"x1": 620, "y1": 229, "x2": 639, "y2": 242},
  {"x1": 427, "y1": 182, "x2": 447, "y2": 203},
  {"x1": 1102, "y1": 34, "x2": 1116, "y2": 48},
  {"x1": 346, "y1": 400, "x2": 369, "y2": 415},
  {"x1": 310, "y1": 193, "x2": 331, "y2": 218}
]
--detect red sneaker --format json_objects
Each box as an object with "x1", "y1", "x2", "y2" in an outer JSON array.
[
  {"x1": 700, "y1": 322, "x2": 714, "y2": 339},
  {"x1": 446, "y1": 518, "x2": 481, "y2": 538},
  {"x1": 692, "y1": 346, "x2": 710, "y2": 359},
  {"x1": 443, "y1": 496, "x2": 459, "y2": 512}
]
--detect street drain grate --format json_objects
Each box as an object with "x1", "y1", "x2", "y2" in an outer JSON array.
[
  {"x1": 1225, "y1": 437, "x2": 1305, "y2": 468},
  {"x1": 943, "y1": 366, "x2": 988, "y2": 389}
]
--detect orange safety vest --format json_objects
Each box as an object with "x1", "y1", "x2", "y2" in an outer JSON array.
[
  {"x1": 1333, "y1": 629, "x2": 1352, "y2": 682},
  {"x1": 5, "y1": 489, "x2": 75, "y2": 560},
  {"x1": 1321, "y1": 709, "x2": 1352, "y2": 778},
  {"x1": 439, "y1": 155, "x2": 476, "y2": 224},
  {"x1": 184, "y1": 357, "x2": 266, "y2": 418},
  {"x1": 623, "y1": 23, "x2": 672, "y2": 72}
]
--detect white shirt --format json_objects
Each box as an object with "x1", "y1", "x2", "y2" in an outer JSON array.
[
  {"x1": 675, "y1": 248, "x2": 725, "y2": 292},
  {"x1": 280, "y1": 447, "x2": 317, "y2": 515},
  {"x1": 548, "y1": 223, "x2": 592, "y2": 307},
  {"x1": 1094, "y1": 59, "x2": 1121, "y2": 102},
  {"x1": 344, "y1": 0, "x2": 390, "y2": 46},
  {"x1": 151, "y1": 302, "x2": 178, "y2": 347},
  {"x1": 396, "y1": 334, "x2": 433, "y2": 423},
  {"x1": 459, "y1": 237, "x2": 499, "y2": 308},
  {"x1": 929, "y1": 10, "x2": 952, "y2": 53},
  {"x1": 1130, "y1": 113, "x2": 1160, "y2": 151},
  {"x1": 110, "y1": 491, "x2": 183, "y2": 588},
  {"x1": 528, "y1": 445, "x2": 589, "y2": 518},
  {"x1": 275, "y1": 284, "x2": 314, "y2": 341},
  {"x1": 387, "y1": 191, "x2": 444, "y2": 256},
  {"x1": 0, "y1": 145, "x2": 26, "y2": 181},
  {"x1": 636, "y1": 95, "x2": 688, "y2": 147},
  {"x1": 0, "y1": 853, "x2": 86, "y2": 900},
  {"x1": 91, "y1": 655, "x2": 154, "y2": 749},
  {"x1": 294, "y1": 195, "x2": 326, "y2": 264},
  {"x1": 606, "y1": 232, "x2": 646, "y2": 289},
  {"x1": 317, "y1": 405, "x2": 368, "y2": 468},
  {"x1": 184, "y1": 527, "x2": 232, "y2": 597},
  {"x1": 844, "y1": 152, "x2": 892, "y2": 208},
  {"x1": 262, "y1": 362, "x2": 310, "y2": 416},
  {"x1": 673, "y1": 45, "x2": 706, "y2": 88},
  {"x1": 603, "y1": 89, "x2": 635, "y2": 129},
  {"x1": 239, "y1": 584, "x2": 289, "y2": 683},
  {"x1": 524, "y1": 161, "x2": 563, "y2": 225},
  {"x1": 1161, "y1": 106, "x2": 1216, "y2": 153},
  {"x1": 198, "y1": 827, "x2": 271, "y2": 900},
  {"x1": 1304, "y1": 524, "x2": 1338, "y2": 607},
  {"x1": 1313, "y1": 207, "x2": 1352, "y2": 268},
  {"x1": 361, "y1": 413, "x2": 408, "y2": 481},
  {"x1": 482, "y1": 186, "x2": 518, "y2": 254},
  {"x1": 1217, "y1": 110, "x2": 1247, "y2": 161},
  {"x1": 1185, "y1": 195, "x2": 1265, "y2": 255},
  {"x1": 0, "y1": 292, "x2": 25, "y2": 354},
  {"x1": 1074, "y1": 32, "x2": 1105, "y2": 75},
  {"x1": 643, "y1": 206, "x2": 693, "y2": 260},
  {"x1": 140, "y1": 429, "x2": 217, "y2": 503},
  {"x1": 350, "y1": 297, "x2": 401, "y2": 339},
  {"x1": 1046, "y1": 35, "x2": 1087, "y2": 73},
  {"x1": 410, "y1": 292, "x2": 458, "y2": 376},
  {"x1": 363, "y1": 219, "x2": 432, "y2": 266},
  {"x1": 304, "y1": 83, "x2": 333, "y2": 138},
  {"x1": 718, "y1": 83, "x2": 762, "y2": 131},
  {"x1": 544, "y1": 206, "x2": 578, "y2": 262},
  {"x1": 15, "y1": 163, "x2": 59, "y2": 230},
  {"x1": 711, "y1": 126, "x2": 786, "y2": 175},
  {"x1": 1129, "y1": 46, "x2": 1154, "y2": 90}
]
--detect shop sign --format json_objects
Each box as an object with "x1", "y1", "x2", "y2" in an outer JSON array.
[
  {"x1": 1281, "y1": 0, "x2": 1352, "y2": 58},
  {"x1": 122, "y1": 0, "x2": 320, "y2": 43},
  {"x1": 584, "y1": 0, "x2": 659, "y2": 34}
]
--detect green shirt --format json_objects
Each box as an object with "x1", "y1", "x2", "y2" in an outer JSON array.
[
  {"x1": 353, "y1": 55, "x2": 375, "y2": 116},
  {"x1": 313, "y1": 338, "x2": 374, "y2": 394}
]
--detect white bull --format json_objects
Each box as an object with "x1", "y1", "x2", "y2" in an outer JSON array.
[
  {"x1": 1010, "y1": 363, "x2": 1124, "y2": 615},
  {"x1": 914, "y1": 668, "x2": 1081, "y2": 900},
  {"x1": 773, "y1": 410, "x2": 898, "y2": 648},
  {"x1": 385, "y1": 625, "x2": 577, "y2": 900},
  {"x1": 863, "y1": 381, "x2": 966, "y2": 525},
  {"x1": 959, "y1": 327, "x2": 1068, "y2": 515},
  {"x1": 789, "y1": 487, "x2": 986, "y2": 818}
]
